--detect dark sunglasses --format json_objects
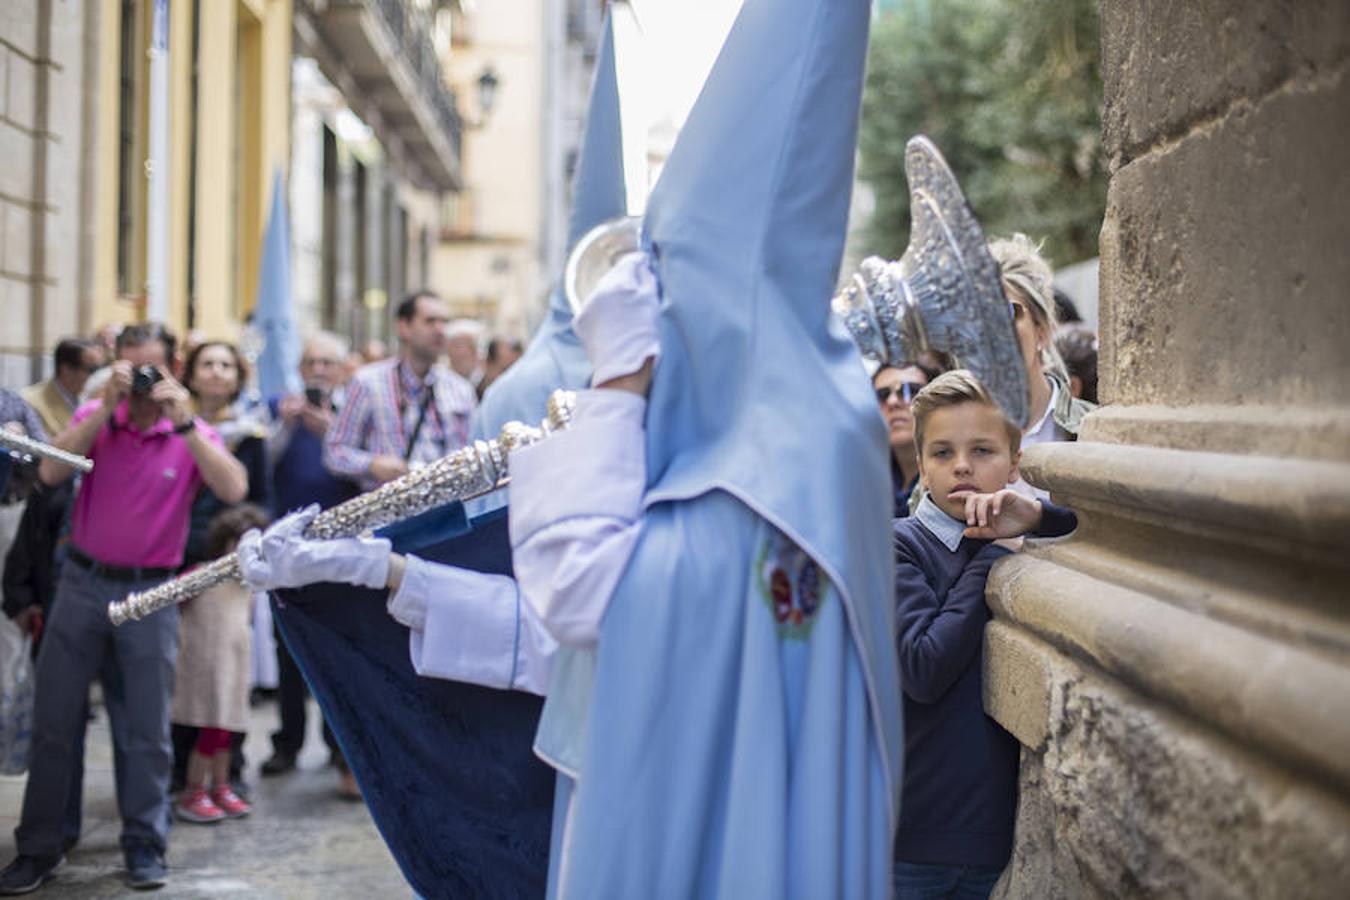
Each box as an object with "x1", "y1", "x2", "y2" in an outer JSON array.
[
  {"x1": 1009, "y1": 300, "x2": 1028, "y2": 322},
  {"x1": 875, "y1": 382, "x2": 924, "y2": 405}
]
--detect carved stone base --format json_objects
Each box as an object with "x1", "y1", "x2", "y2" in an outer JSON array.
[
  {"x1": 996, "y1": 1, "x2": 1350, "y2": 893},
  {"x1": 988, "y1": 622, "x2": 1350, "y2": 899},
  {"x1": 984, "y1": 437, "x2": 1350, "y2": 897}
]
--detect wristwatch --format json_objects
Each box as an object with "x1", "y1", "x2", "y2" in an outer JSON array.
[{"x1": 173, "y1": 418, "x2": 197, "y2": 435}]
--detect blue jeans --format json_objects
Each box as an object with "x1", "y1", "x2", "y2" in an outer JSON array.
[{"x1": 893, "y1": 860, "x2": 1005, "y2": 899}]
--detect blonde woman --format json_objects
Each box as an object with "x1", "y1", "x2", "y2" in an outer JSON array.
[{"x1": 988, "y1": 234, "x2": 1096, "y2": 499}]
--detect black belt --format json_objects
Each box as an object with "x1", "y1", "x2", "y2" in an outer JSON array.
[{"x1": 67, "y1": 546, "x2": 175, "y2": 583}]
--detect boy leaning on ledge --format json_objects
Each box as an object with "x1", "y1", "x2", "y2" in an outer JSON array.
[{"x1": 891, "y1": 369, "x2": 1078, "y2": 899}]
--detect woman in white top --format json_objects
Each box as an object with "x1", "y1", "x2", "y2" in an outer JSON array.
[{"x1": 989, "y1": 233, "x2": 1096, "y2": 499}]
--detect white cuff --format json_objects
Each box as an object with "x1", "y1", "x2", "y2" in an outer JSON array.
[
  {"x1": 571, "y1": 387, "x2": 646, "y2": 426},
  {"x1": 386, "y1": 558, "x2": 430, "y2": 630},
  {"x1": 508, "y1": 389, "x2": 646, "y2": 546},
  {"x1": 514, "y1": 516, "x2": 643, "y2": 647},
  {"x1": 400, "y1": 556, "x2": 523, "y2": 690}
]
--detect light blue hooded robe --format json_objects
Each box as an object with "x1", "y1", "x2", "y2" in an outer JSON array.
[{"x1": 535, "y1": 0, "x2": 902, "y2": 896}]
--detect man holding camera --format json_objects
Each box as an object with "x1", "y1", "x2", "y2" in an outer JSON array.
[
  {"x1": 0, "y1": 323, "x2": 247, "y2": 894},
  {"x1": 258, "y1": 331, "x2": 359, "y2": 791}
]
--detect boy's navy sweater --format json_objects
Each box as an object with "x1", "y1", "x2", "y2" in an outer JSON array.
[{"x1": 892, "y1": 502, "x2": 1077, "y2": 868}]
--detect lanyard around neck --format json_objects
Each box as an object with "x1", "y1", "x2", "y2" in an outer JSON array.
[{"x1": 392, "y1": 363, "x2": 446, "y2": 461}]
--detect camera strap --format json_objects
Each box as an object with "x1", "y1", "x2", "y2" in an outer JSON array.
[{"x1": 403, "y1": 385, "x2": 435, "y2": 462}]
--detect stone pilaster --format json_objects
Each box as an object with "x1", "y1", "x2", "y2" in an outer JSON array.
[
  {"x1": 987, "y1": 2, "x2": 1350, "y2": 896},
  {"x1": 0, "y1": 0, "x2": 92, "y2": 386}
]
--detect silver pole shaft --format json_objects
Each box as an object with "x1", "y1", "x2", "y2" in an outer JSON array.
[{"x1": 109, "y1": 390, "x2": 576, "y2": 625}]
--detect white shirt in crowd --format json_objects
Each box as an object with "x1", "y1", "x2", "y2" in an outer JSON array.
[{"x1": 1010, "y1": 376, "x2": 1067, "y2": 502}]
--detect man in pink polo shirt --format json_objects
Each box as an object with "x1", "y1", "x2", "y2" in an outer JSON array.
[{"x1": 0, "y1": 323, "x2": 247, "y2": 894}]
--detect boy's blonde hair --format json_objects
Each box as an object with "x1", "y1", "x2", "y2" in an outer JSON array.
[{"x1": 911, "y1": 369, "x2": 1022, "y2": 455}]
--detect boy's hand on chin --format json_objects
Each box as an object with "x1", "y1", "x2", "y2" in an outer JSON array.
[{"x1": 947, "y1": 488, "x2": 1043, "y2": 540}]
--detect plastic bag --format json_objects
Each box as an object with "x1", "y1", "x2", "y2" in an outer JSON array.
[{"x1": 0, "y1": 618, "x2": 34, "y2": 775}]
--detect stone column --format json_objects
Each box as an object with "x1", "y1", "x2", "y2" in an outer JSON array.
[{"x1": 986, "y1": 2, "x2": 1350, "y2": 896}]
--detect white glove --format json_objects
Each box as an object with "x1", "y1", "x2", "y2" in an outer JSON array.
[
  {"x1": 573, "y1": 251, "x2": 661, "y2": 385},
  {"x1": 237, "y1": 504, "x2": 392, "y2": 592}
]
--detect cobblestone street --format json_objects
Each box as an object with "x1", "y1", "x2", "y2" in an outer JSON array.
[{"x1": 0, "y1": 697, "x2": 408, "y2": 898}]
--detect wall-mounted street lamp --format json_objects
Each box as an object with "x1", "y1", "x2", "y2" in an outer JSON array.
[{"x1": 474, "y1": 65, "x2": 500, "y2": 125}]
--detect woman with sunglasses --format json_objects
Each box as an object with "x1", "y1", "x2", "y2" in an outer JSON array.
[
  {"x1": 989, "y1": 233, "x2": 1096, "y2": 500},
  {"x1": 873, "y1": 364, "x2": 933, "y2": 517}
]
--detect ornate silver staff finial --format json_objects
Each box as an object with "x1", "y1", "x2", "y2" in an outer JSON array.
[
  {"x1": 0, "y1": 429, "x2": 94, "y2": 473},
  {"x1": 565, "y1": 216, "x2": 644, "y2": 316},
  {"x1": 108, "y1": 390, "x2": 577, "y2": 625},
  {"x1": 833, "y1": 136, "x2": 1030, "y2": 427}
]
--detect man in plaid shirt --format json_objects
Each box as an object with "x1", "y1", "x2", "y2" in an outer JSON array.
[{"x1": 324, "y1": 292, "x2": 477, "y2": 491}]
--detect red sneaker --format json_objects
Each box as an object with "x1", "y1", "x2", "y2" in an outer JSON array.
[
  {"x1": 211, "y1": 785, "x2": 252, "y2": 819},
  {"x1": 176, "y1": 789, "x2": 226, "y2": 824}
]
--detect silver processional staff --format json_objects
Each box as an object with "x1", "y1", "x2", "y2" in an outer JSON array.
[
  {"x1": 0, "y1": 428, "x2": 94, "y2": 474},
  {"x1": 108, "y1": 390, "x2": 576, "y2": 625}
]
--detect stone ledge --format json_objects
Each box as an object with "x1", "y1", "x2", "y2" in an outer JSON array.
[
  {"x1": 986, "y1": 553, "x2": 1350, "y2": 795},
  {"x1": 1020, "y1": 440, "x2": 1350, "y2": 563},
  {"x1": 1079, "y1": 403, "x2": 1350, "y2": 463},
  {"x1": 1028, "y1": 530, "x2": 1350, "y2": 670}
]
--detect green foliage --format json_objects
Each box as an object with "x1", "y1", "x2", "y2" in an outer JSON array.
[{"x1": 858, "y1": 0, "x2": 1106, "y2": 265}]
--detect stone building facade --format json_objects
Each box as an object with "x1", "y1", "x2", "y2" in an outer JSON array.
[
  {"x1": 0, "y1": 0, "x2": 294, "y2": 381},
  {"x1": 290, "y1": 0, "x2": 464, "y2": 350},
  {"x1": 434, "y1": 0, "x2": 609, "y2": 340},
  {"x1": 0, "y1": 0, "x2": 464, "y2": 386},
  {"x1": 0, "y1": 0, "x2": 94, "y2": 386},
  {"x1": 987, "y1": 2, "x2": 1350, "y2": 897}
]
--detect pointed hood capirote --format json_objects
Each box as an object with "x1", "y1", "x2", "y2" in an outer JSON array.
[
  {"x1": 637, "y1": 0, "x2": 902, "y2": 803},
  {"x1": 471, "y1": 7, "x2": 631, "y2": 453}
]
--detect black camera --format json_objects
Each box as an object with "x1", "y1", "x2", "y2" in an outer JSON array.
[
  {"x1": 304, "y1": 385, "x2": 325, "y2": 407},
  {"x1": 130, "y1": 365, "x2": 163, "y2": 396}
]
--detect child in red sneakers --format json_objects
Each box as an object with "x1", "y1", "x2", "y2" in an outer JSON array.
[{"x1": 171, "y1": 505, "x2": 270, "y2": 823}]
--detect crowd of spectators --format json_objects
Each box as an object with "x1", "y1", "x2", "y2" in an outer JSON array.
[
  {"x1": 0, "y1": 256, "x2": 1102, "y2": 894},
  {"x1": 0, "y1": 296, "x2": 521, "y2": 892}
]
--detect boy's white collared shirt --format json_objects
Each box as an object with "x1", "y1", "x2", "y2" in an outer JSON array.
[{"x1": 915, "y1": 494, "x2": 966, "y2": 552}]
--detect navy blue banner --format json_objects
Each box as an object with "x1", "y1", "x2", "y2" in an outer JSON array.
[{"x1": 273, "y1": 505, "x2": 553, "y2": 899}]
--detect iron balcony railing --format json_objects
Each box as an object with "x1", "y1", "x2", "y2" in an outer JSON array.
[{"x1": 311, "y1": 0, "x2": 464, "y2": 171}]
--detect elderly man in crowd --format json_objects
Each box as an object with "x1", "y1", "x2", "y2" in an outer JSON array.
[
  {"x1": 260, "y1": 330, "x2": 360, "y2": 794},
  {"x1": 0, "y1": 323, "x2": 247, "y2": 894},
  {"x1": 445, "y1": 319, "x2": 485, "y2": 388}
]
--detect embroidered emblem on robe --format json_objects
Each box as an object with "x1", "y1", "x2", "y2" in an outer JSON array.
[{"x1": 756, "y1": 530, "x2": 828, "y2": 640}]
